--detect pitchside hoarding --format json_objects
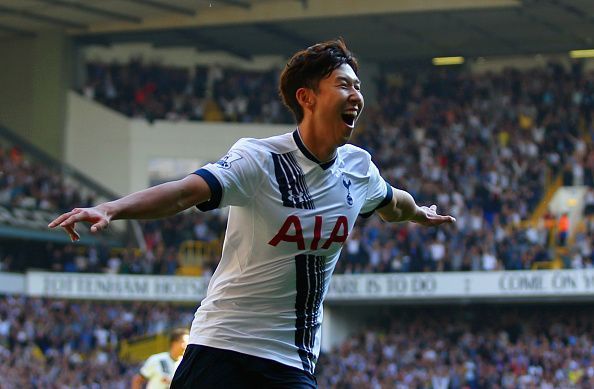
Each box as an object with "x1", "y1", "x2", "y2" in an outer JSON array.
[
  {"x1": 20, "y1": 269, "x2": 594, "y2": 302},
  {"x1": 326, "y1": 269, "x2": 594, "y2": 301},
  {"x1": 26, "y1": 272, "x2": 209, "y2": 301}
]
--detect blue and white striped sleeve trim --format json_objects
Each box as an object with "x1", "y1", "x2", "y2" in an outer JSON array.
[
  {"x1": 193, "y1": 168, "x2": 223, "y2": 211},
  {"x1": 359, "y1": 181, "x2": 393, "y2": 218}
]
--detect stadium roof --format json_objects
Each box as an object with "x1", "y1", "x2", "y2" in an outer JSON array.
[{"x1": 1, "y1": 0, "x2": 594, "y2": 63}]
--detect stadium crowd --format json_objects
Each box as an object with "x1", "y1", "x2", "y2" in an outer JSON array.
[
  {"x1": 0, "y1": 212, "x2": 224, "y2": 277},
  {"x1": 0, "y1": 139, "x2": 225, "y2": 275},
  {"x1": 2, "y1": 30, "x2": 594, "y2": 389},
  {"x1": 83, "y1": 60, "x2": 293, "y2": 123},
  {"x1": 86, "y1": 61, "x2": 594, "y2": 275},
  {"x1": 0, "y1": 295, "x2": 592, "y2": 388},
  {"x1": 0, "y1": 295, "x2": 193, "y2": 388},
  {"x1": 2, "y1": 62, "x2": 594, "y2": 275},
  {"x1": 316, "y1": 305, "x2": 594, "y2": 388},
  {"x1": 0, "y1": 142, "x2": 95, "y2": 213},
  {"x1": 337, "y1": 62, "x2": 594, "y2": 273}
]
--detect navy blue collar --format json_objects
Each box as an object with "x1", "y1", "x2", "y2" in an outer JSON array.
[{"x1": 292, "y1": 129, "x2": 336, "y2": 170}]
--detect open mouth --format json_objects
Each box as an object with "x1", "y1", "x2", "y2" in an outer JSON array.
[{"x1": 341, "y1": 112, "x2": 357, "y2": 127}]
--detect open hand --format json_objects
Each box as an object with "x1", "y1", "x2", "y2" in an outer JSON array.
[
  {"x1": 412, "y1": 205, "x2": 456, "y2": 227},
  {"x1": 48, "y1": 206, "x2": 111, "y2": 242}
]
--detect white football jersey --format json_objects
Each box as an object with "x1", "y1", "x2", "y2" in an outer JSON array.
[
  {"x1": 189, "y1": 129, "x2": 392, "y2": 373},
  {"x1": 139, "y1": 351, "x2": 178, "y2": 389}
]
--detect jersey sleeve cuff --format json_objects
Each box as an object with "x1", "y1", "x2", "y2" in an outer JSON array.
[
  {"x1": 359, "y1": 181, "x2": 393, "y2": 218},
  {"x1": 193, "y1": 168, "x2": 223, "y2": 211}
]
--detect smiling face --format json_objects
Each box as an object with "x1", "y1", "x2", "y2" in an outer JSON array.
[{"x1": 308, "y1": 63, "x2": 364, "y2": 146}]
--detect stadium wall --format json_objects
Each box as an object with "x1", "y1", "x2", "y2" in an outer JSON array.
[
  {"x1": 65, "y1": 91, "x2": 131, "y2": 196},
  {"x1": 65, "y1": 92, "x2": 286, "y2": 194},
  {"x1": 0, "y1": 32, "x2": 72, "y2": 159}
]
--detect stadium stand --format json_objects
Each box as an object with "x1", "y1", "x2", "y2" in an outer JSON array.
[
  {"x1": 3, "y1": 62, "x2": 594, "y2": 276},
  {"x1": 73, "y1": 61, "x2": 594, "y2": 275},
  {"x1": 338, "y1": 63, "x2": 594, "y2": 274},
  {"x1": 0, "y1": 295, "x2": 194, "y2": 388},
  {"x1": 316, "y1": 304, "x2": 594, "y2": 388},
  {"x1": 0, "y1": 124, "x2": 223, "y2": 276},
  {"x1": 0, "y1": 125, "x2": 130, "y2": 273},
  {"x1": 2, "y1": 1, "x2": 594, "y2": 387},
  {"x1": 83, "y1": 60, "x2": 293, "y2": 124},
  {"x1": 1, "y1": 296, "x2": 592, "y2": 388},
  {"x1": 2, "y1": 61, "x2": 592, "y2": 386}
]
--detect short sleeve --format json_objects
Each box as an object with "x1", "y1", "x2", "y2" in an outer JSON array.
[
  {"x1": 359, "y1": 161, "x2": 393, "y2": 218},
  {"x1": 139, "y1": 355, "x2": 157, "y2": 379},
  {"x1": 193, "y1": 139, "x2": 262, "y2": 211}
]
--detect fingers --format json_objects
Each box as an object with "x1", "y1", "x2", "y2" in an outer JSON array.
[
  {"x1": 425, "y1": 205, "x2": 455, "y2": 224},
  {"x1": 48, "y1": 208, "x2": 81, "y2": 228},
  {"x1": 48, "y1": 207, "x2": 109, "y2": 239},
  {"x1": 439, "y1": 215, "x2": 456, "y2": 224},
  {"x1": 432, "y1": 214, "x2": 456, "y2": 224},
  {"x1": 63, "y1": 224, "x2": 80, "y2": 242},
  {"x1": 56, "y1": 210, "x2": 91, "y2": 229},
  {"x1": 439, "y1": 215, "x2": 456, "y2": 223}
]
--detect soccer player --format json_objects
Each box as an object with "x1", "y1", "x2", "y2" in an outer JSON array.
[
  {"x1": 49, "y1": 39, "x2": 455, "y2": 388},
  {"x1": 131, "y1": 328, "x2": 189, "y2": 389}
]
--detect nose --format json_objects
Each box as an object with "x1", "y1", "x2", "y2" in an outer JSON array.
[{"x1": 349, "y1": 88, "x2": 364, "y2": 108}]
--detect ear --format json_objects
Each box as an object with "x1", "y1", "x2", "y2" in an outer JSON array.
[{"x1": 296, "y1": 87, "x2": 315, "y2": 112}]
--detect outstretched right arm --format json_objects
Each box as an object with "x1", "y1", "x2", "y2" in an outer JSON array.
[{"x1": 48, "y1": 174, "x2": 211, "y2": 242}]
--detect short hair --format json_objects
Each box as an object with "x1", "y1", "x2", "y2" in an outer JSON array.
[
  {"x1": 279, "y1": 38, "x2": 359, "y2": 123},
  {"x1": 170, "y1": 328, "x2": 189, "y2": 343}
]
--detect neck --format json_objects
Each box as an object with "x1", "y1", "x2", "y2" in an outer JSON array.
[{"x1": 298, "y1": 119, "x2": 337, "y2": 162}]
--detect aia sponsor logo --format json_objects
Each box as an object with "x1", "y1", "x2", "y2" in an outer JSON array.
[{"x1": 268, "y1": 215, "x2": 349, "y2": 250}]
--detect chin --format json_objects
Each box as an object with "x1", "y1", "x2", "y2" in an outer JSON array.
[{"x1": 340, "y1": 128, "x2": 354, "y2": 144}]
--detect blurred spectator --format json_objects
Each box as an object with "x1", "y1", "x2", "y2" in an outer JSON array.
[
  {"x1": 543, "y1": 211, "x2": 556, "y2": 246},
  {"x1": 584, "y1": 188, "x2": 594, "y2": 216},
  {"x1": 131, "y1": 328, "x2": 189, "y2": 389},
  {"x1": 558, "y1": 213, "x2": 569, "y2": 246}
]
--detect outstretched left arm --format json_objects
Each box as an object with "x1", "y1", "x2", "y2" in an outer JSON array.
[{"x1": 376, "y1": 186, "x2": 456, "y2": 226}]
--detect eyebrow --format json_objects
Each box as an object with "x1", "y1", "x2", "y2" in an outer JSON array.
[{"x1": 336, "y1": 75, "x2": 361, "y2": 85}]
